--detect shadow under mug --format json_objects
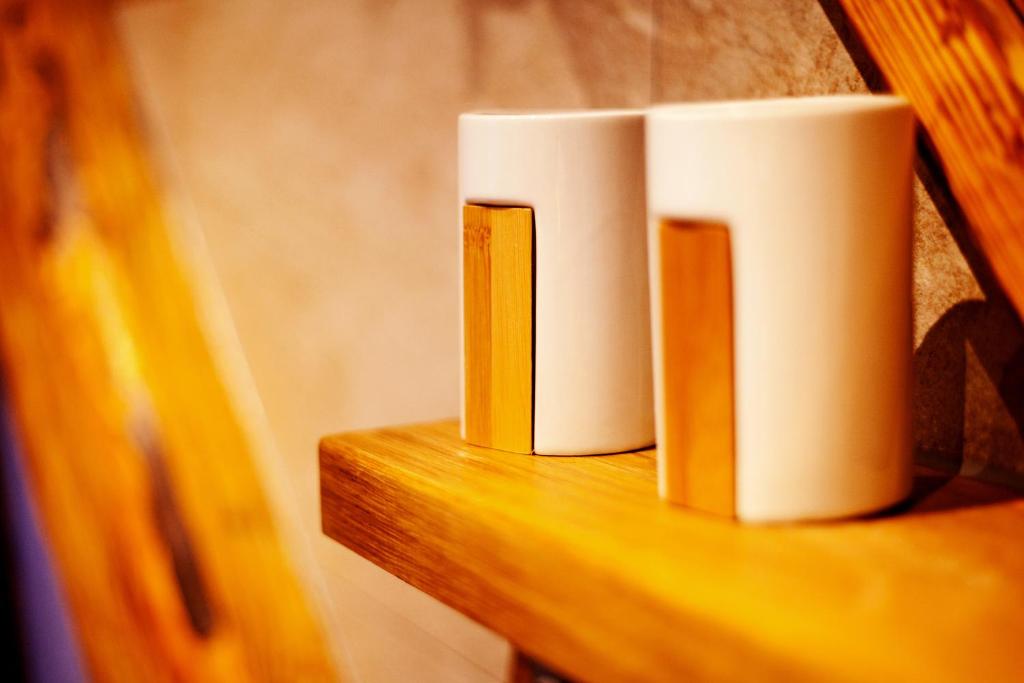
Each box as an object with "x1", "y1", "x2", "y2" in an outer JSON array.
[
  {"x1": 647, "y1": 95, "x2": 916, "y2": 522},
  {"x1": 459, "y1": 110, "x2": 654, "y2": 456}
]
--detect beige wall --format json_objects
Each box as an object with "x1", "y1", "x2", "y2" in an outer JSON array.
[{"x1": 117, "y1": 1, "x2": 1024, "y2": 681}]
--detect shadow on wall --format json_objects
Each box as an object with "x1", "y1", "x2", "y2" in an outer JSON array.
[
  {"x1": 915, "y1": 299, "x2": 1024, "y2": 487},
  {"x1": 911, "y1": 133, "x2": 1024, "y2": 490}
]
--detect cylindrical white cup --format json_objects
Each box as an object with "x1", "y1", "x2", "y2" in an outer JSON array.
[
  {"x1": 647, "y1": 96, "x2": 915, "y2": 522},
  {"x1": 459, "y1": 110, "x2": 654, "y2": 455}
]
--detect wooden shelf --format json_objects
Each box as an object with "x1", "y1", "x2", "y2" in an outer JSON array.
[{"x1": 319, "y1": 420, "x2": 1024, "y2": 682}]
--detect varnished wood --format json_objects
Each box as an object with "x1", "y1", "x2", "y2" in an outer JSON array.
[
  {"x1": 831, "y1": 0, "x2": 1024, "y2": 321},
  {"x1": 659, "y1": 219, "x2": 735, "y2": 516},
  {"x1": 463, "y1": 204, "x2": 533, "y2": 454},
  {"x1": 0, "y1": 2, "x2": 337, "y2": 680},
  {"x1": 321, "y1": 420, "x2": 1024, "y2": 683}
]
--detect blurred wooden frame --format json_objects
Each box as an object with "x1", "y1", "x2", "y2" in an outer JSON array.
[{"x1": 0, "y1": 1, "x2": 337, "y2": 680}]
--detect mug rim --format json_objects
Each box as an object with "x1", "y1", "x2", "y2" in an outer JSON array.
[
  {"x1": 460, "y1": 108, "x2": 642, "y2": 121},
  {"x1": 649, "y1": 95, "x2": 909, "y2": 121}
]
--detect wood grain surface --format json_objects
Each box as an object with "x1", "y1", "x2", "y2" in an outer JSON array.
[
  {"x1": 463, "y1": 205, "x2": 494, "y2": 447},
  {"x1": 0, "y1": 1, "x2": 337, "y2": 680},
  {"x1": 834, "y1": 0, "x2": 1024, "y2": 322},
  {"x1": 659, "y1": 220, "x2": 735, "y2": 516},
  {"x1": 463, "y1": 205, "x2": 533, "y2": 454},
  {"x1": 321, "y1": 420, "x2": 1024, "y2": 683}
]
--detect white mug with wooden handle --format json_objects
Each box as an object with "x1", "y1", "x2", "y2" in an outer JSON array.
[
  {"x1": 647, "y1": 96, "x2": 915, "y2": 522},
  {"x1": 459, "y1": 110, "x2": 654, "y2": 455}
]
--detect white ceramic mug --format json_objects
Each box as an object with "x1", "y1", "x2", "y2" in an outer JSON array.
[
  {"x1": 647, "y1": 96, "x2": 915, "y2": 522},
  {"x1": 459, "y1": 110, "x2": 654, "y2": 455}
]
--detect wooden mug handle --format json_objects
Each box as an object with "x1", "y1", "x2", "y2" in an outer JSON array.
[
  {"x1": 463, "y1": 204, "x2": 534, "y2": 454},
  {"x1": 660, "y1": 219, "x2": 736, "y2": 516}
]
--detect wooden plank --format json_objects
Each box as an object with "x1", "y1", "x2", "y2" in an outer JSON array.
[
  {"x1": 321, "y1": 420, "x2": 1024, "y2": 683},
  {"x1": 830, "y1": 0, "x2": 1024, "y2": 320},
  {"x1": 463, "y1": 205, "x2": 533, "y2": 454},
  {"x1": 659, "y1": 220, "x2": 735, "y2": 516},
  {"x1": 0, "y1": 2, "x2": 337, "y2": 680}
]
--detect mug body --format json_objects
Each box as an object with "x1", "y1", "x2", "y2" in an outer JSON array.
[
  {"x1": 647, "y1": 96, "x2": 915, "y2": 521},
  {"x1": 460, "y1": 110, "x2": 654, "y2": 455}
]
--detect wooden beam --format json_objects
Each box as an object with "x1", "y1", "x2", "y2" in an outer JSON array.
[
  {"x1": 659, "y1": 220, "x2": 735, "y2": 516},
  {"x1": 830, "y1": 0, "x2": 1024, "y2": 320},
  {"x1": 0, "y1": 1, "x2": 337, "y2": 680}
]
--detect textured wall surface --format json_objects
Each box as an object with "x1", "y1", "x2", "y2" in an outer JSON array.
[{"x1": 116, "y1": 1, "x2": 1024, "y2": 681}]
